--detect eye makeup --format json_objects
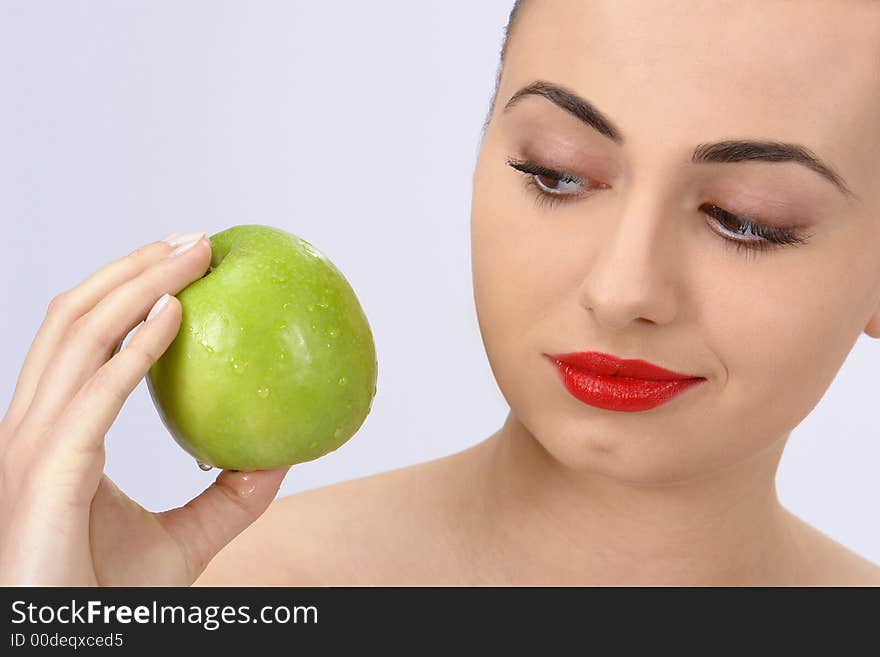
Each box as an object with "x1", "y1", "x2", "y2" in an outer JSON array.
[{"x1": 506, "y1": 155, "x2": 815, "y2": 259}]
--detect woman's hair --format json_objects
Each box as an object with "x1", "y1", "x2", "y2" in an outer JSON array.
[
  {"x1": 481, "y1": 0, "x2": 527, "y2": 137},
  {"x1": 500, "y1": 0, "x2": 527, "y2": 66}
]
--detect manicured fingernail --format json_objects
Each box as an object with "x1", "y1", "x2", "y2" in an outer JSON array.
[
  {"x1": 234, "y1": 472, "x2": 257, "y2": 497},
  {"x1": 163, "y1": 231, "x2": 205, "y2": 249},
  {"x1": 169, "y1": 233, "x2": 205, "y2": 257},
  {"x1": 217, "y1": 470, "x2": 254, "y2": 496},
  {"x1": 146, "y1": 293, "x2": 171, "y2": 322},
  {"x1": 161, "y1": 232, "x2": 184, "y2": 245}
]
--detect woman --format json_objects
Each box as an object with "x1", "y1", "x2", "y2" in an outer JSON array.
[{"x1": 2, "y1": 0, "x2": 880, "y2": 586}]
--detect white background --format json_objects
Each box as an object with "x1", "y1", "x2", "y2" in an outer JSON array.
[{"x1": 1, "y1": 0, "x2": 877, "y2": 564}]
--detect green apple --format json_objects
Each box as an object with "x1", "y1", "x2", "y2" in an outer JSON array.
[{"x1": 146, "y1": 224, "x2": 378, "y2": 471}]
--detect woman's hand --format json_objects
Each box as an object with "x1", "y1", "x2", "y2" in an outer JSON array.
[{"x1": 0, "y1": 232, "x2": 290, "y2": 586}]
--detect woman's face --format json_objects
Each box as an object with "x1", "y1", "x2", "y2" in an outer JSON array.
[{"x1": 471, "y1": 0, "x2": 880, "y2": 483}]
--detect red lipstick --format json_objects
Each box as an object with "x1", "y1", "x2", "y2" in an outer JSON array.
[{"x1": 546, "y1": 351, "x2": 706, "y2": 412}]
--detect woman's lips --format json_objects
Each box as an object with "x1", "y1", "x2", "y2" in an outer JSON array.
[{"x1": 545, "y1": 351, "x2": 707, "y2": 412}]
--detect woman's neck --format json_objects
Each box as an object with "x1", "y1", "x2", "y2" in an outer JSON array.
[{"x1": 470, "y1": 411, "x2": 804, "y2": 585}]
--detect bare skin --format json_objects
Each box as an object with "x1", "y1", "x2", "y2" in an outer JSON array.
[
  {"x1": 195, "y1": 415, "x2": 880, "y2": 586},
  {"x1": 4, "y1": 0, "x2": 880, "y2": 586},
  {"x1": 0, "y1": 235, "x2": 289, "y2": 586}
]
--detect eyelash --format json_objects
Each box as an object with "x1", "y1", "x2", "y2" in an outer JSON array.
[{"x1": 505, "y1": 156, "x2": 812, "y2": 259}]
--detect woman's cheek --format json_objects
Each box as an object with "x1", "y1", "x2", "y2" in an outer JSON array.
[{"x1": 703, "y1": 265, "x2": 853, "y2": 438}]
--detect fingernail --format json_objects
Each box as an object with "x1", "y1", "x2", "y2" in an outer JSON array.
[
  {"x1": 160, "y1": 232, "x2": 184, "y2": 245},
  {"x1": 163, "y1": 231, "x2": 205, "y2": 249},
  {"x1": 146, "y1": 293, "x2": 171, "y2": 322},
  {"x1": 236, "y1": 473, "x2": 257, "y2": 497},
  {"x1": 169, "y1": 233, "x2": 205, "y2": 257},
  {"x1": 220, "y1": 470, "x2": 258, "y2": 497}
]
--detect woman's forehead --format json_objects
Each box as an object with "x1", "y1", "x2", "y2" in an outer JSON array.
[{"x1": 503, "y1": 0, "x2": 880, "y2": 200}]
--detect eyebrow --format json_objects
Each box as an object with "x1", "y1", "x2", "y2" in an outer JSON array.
[{"x1": 503, "y1": 80, "x2": 857, "y2": 200}]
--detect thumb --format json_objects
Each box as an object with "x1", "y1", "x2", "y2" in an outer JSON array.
[{"x1": 158, "y1": 466, "x2": 290, "y2": 582}]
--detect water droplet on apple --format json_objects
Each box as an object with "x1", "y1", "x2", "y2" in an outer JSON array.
[
  {"x1": 257, "y1": 387, "x2": 269, "y2": 398},
  {"x1": 282, "y1": 302, "x2": 290, "y2": 310},
  {"x1": 334, "y1": 427, "x2": 344, "y2": 439},
  {"x1": 318, "y1": 301, "x2": 329, "y2": 309},
  {"x1": 307, "y1": 304, "x2": 316, "y2": 312},
  {"x1": 328, "y1": 328, "x2": 338, "y2": 338},
  {"x1": 197, "y1": 461, "x2": 212, "y2": 471},
  {"x1": 337, "y1": 376, "x2": 347, "y2": 386}
]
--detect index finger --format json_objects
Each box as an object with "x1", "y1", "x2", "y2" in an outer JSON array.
[{"x1": 2, "y1": 233, "x2": 198, "y2": 431}]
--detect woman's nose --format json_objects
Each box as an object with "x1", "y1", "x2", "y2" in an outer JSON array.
[{"x1": 576, "y1": 198, "x2": 681, "y2": 331}]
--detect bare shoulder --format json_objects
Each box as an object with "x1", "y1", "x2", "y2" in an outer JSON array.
[
  {"x1": 784, "y1": 510, "x2": 880, "y2": 586},
  {"x1": 194, "y1": 445, "x2": 481, "y2": 586}
]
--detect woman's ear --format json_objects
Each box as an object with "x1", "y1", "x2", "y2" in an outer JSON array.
[{"x1": 865, "y1": 307, "x2": 880, "y2": 338}]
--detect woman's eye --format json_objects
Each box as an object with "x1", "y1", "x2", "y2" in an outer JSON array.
[
  {"x1": 700, "y1": 203, "x2": 810, "y2": 257},
  {"x1": 506, "y1": 156, "x2": 604, "y2": 208},
  {"x1": 506, "y1": 155, "x2": 812, "y2": 259},
  {"x1": 535, "y1": 173, "x2": 582, "y2": 195}
]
